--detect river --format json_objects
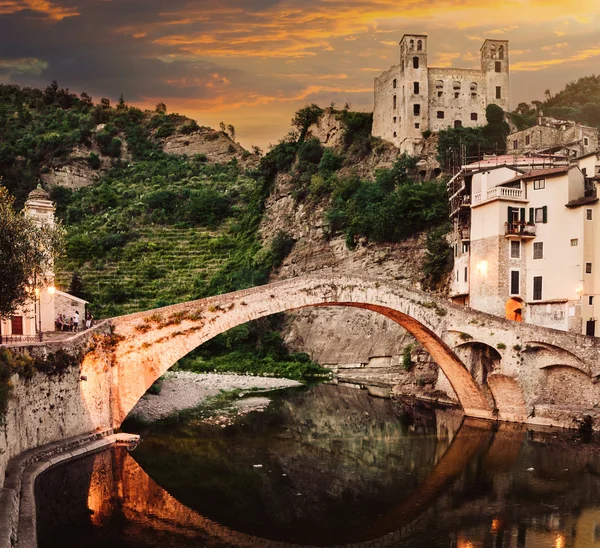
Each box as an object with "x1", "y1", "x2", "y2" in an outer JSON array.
[{"x1": 36, "y1": 383, "x2": 600, "y2": 547}]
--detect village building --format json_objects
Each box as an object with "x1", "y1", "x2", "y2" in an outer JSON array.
[
  {"x1": 448, "y1": 152, "x2": 600, "y2": 336},
  {"x1": 372, "y1": 34, "x2": 509, "y2": 154},
  {"x1": 509, "y1": 115, "x2": 599, "y2": 158},
  {"x1": 0, "y1": 186, "x2": 87, "y2": 342}
]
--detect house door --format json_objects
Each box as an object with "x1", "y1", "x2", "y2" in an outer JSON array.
[
  {"x1": 11, "y1": 316, "x2": 23, "y2": 335},
  {"x1": 586, "y1": 320, "x2": 596, "y2": 336}
]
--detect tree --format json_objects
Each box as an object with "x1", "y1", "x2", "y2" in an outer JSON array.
[
  {"x1": 219, "y1": 121, "x2": 226, "y2": 133},
  {"x1": 227, "y1": 124, "x2": 236, "y2": 141},
  {"x1": 117, "y1": 94, "x2": 126, "y2": 110},
  {"x1": 0, "y1": 186, "x2": 64, "y2": 319},
  {"x1": 100, "y1": 97, "x2": 111, "y2": 109},
  {"x1": 68, "y1": 271, "x2": 85, "y2": 299},
  {"x1": 292, "y1": 104, "x2": 324, "y2": 141},
  {"x1": 80, "y1": 92, "x2": 92, "y2": 107},
  {"x1": 155, "y1": 102, "x2": 167, "y2": 114}
]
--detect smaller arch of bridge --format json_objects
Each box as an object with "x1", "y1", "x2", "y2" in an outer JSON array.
[
  {"x1": 98, "y1": 278, "x2": 494, "y2": 426},
  {"x1": 522, "y1": 341, "x2": 589, "y2": 375}
]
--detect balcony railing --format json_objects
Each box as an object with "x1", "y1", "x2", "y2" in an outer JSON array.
[
  {"x1": 0, "y1": 334, "x2": 42, "y2": 345},
  {"x1": 505, "y1": 222, "x2": 536, "y2": 238},
  {"x1": 473, "y1": 186, "x2": 525, "y2": 205}
]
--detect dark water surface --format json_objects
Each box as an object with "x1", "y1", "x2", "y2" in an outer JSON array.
[{"x1": 37, "y1": 384, "x2": 600, "y2": 547}]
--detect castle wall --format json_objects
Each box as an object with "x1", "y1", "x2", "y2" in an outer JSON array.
[
  {"x1": 372, "y1": 65, "x2": 402, "y2": 148},
  {"x1": 373, "y1": 36, "x2": 510, "y2": 151},
  {"x1": 427, "y1": 68, "x2": 488, "y2": 133},
  {"x1": 509, "y1": 124, "x2": 598, "y2": 157}
]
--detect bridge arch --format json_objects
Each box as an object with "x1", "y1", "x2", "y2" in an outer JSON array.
[{"x1": 86, "y1": 277, "x2": 493, "y2": 426}]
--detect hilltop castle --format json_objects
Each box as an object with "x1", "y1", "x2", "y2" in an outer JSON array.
[{"x1": 372, "y1": 35, "x2": 510, "y2": 154}]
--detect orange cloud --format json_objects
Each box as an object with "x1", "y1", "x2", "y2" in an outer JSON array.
[
  {"x1": 512, "y1": 44, "x2": 600, "y2": 71},
  {"x1": 0, "y1": 0, "x2": 78, "y2": 20}
]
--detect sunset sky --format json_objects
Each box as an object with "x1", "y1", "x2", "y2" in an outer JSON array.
[{"x1": 1, "y1": 1, "x2": 600, "y2": 150}]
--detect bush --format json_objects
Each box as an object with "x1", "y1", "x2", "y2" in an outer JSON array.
[
  {"x1": 88, "y1": 152, "x2": 101, "y2": 169},
  {"x1": 318, "y1": 149, "x2": 343, "y2": 175},
  {"x1": 180, "y1": 120, "x2": 200, "y2": 134},
  {"x1": 421, "y1": 225, "x2": 453, "y2": 290}
]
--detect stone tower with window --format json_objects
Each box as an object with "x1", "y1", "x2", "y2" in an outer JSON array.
[
  {"x1": 480, "y1": 39, "x2": 510, "y2": 113},
  {"x1": 372, "y1": 34, "x2": 510, "y2": 155},
  {"x1": 398, "y1": 34, "x2": 429, "y2": 149}
]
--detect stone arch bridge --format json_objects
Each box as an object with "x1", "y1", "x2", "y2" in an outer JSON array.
[{"x1": 82, "y1": 276, "x2": 600, "y2": 429}]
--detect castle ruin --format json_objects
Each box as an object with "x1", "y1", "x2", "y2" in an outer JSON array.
[{"x1": 372, "y1": 35, "x2": 510, "y2": 154}]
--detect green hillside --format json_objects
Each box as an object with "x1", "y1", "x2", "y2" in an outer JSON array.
[{"x1": 511, "y1": 74, "x2": 600, "y2": 129}]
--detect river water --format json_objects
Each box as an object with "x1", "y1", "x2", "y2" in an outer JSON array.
[{"x1": 36, "y1": 384, "x2": 600, "y2": 547}]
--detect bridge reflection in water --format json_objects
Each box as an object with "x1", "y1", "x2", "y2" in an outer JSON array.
[{"x1": 36, "y1": 387, "x2": 600, "y2": 548}]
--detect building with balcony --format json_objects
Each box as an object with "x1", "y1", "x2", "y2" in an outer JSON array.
[{"x1": 448, "y1": 152, "x2": 600, "y2": 336}]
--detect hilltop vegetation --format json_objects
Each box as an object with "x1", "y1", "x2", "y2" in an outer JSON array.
[{"x1": 511, "y1": 74, "x2": 600, "y2": 130}]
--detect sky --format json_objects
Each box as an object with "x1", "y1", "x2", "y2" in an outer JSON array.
[{"x1": 1, "y1": 1, "x2": 600, "y2": 151}]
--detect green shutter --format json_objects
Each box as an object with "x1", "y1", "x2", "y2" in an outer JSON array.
[
  {"x1": 543, "y1": 205, "x2": 548, "y2": 223},
  {"x1": 529, "y1": 208, "x2": 534, "y2": 224},
  {"x1": 520, "y1": 208, "x2": 526, "y2": 222},
  {"x1": 507, "y1": 206, "x2": 513, "y2": 224}
]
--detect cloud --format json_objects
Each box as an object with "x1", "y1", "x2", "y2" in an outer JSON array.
[
  {"x1": 433, "y1": 52, "x2": 460, "y2": 67},
  {"x1": 485, "y1": 25, "x2": 518, "y2": 35},
  {"x1": 512, "y1": 44, "x2": 600, "y2": 71},
  {"x1": 0, "y1": 56, "x2": 47, "y2": 75},
  {"x1": 541, "y1": 42, "x2": 569, "y2": 51},
  {"x1": 0, "y1": 0, "x2": 78, "y2": 20}
]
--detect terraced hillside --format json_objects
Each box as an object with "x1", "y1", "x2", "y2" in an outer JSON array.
[{"x1": 57, "y1": 227, "x2": 233, "y2": 317}]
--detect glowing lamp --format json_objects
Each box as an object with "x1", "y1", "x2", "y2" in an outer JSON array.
[
  {"x1": 48, "y1": 286, "x2": 55, "y2": 295},
  {"x1": 34, "y1": 288, "x2": 40, "y2": 297}
]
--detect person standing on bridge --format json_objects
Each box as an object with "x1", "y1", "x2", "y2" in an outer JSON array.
[{"x1": 73, "y1": 310, "x2": 80, "y2": 332}]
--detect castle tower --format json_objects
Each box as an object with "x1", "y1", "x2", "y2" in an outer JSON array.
[
  {"x1": 398, "y1": 34, "x2": 429, "y2": 150},
  {"x1": 481, "y1": 39, "x2": 510, "y2": 113}
]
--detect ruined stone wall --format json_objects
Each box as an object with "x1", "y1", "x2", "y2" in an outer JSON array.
[
  {"x1": 427, "y1": 68, "x2": 488, "y2": 133},
  {"x1": 510, "y1": 124, "x2": 599, "y2": 157},
  {"x1": 372, "y1": 65, "x2": 402, "y2": 148}
]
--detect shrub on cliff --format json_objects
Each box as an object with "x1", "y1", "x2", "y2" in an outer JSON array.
[
  {"x1": 326, "y1": 158, "x2": 448, "y2": 247},
  {"x1": 421, "y1": 224, "x2": 453, "y2": 291}
]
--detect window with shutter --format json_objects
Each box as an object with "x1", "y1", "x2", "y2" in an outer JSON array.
[{"x1": 533, "y1": 276, "x2": 543, "y2": 300}]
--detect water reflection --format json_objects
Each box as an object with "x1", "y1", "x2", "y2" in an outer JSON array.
[{"x1": 36, "y1": 384, "x2": 600, "y2": 547}]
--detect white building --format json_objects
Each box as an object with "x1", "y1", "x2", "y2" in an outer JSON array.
[
  {"x1": 448, "y1": 152, "x2": 600, "y2": 336},
  {"x1": 0, "y1": 186, "x2": 87, "y2": 342},
  {"x1": 372, "y1": 34, "x2": 510, "y2": 154}
]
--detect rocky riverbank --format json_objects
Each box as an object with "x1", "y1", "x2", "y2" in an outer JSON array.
[{"x1": 127, "y1": 371, "x2": 302, "y2": 423}]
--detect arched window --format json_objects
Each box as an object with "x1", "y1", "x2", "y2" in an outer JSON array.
[
  {"x1": 498, "y1": 45, "x2": 505, "y2": 59},
  {"x1": 453, "y1": 81, "x2": 461, "y2": 98},
  {"x1": 454, "y1": 120, "x2": 462, "y2": 128},
  {"x1": 409, "y1": 39, "x2": 415, "y2": 49},
  {"x1": 470, "y1": 82, "x2": 477, "y2": 98},
  {"x1": 417, "y1": 40, "x2": 423, "y2": 51},
  {"x1": 435, "y1": 80, "x2": 443, "y2": 97},
  {"x1": 413, "y1": 56, "x2": 419, "y2": 69},
  {"x1": 490, "y1": 44, "x2": 497, "y2": 59}
]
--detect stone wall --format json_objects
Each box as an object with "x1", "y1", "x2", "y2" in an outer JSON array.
[{"x1": 0, "y1": 325, "x2": 112, "y2": 488}]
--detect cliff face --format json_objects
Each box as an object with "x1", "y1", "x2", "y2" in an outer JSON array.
[
  {"x1": 163, "y1": 129, "x2": 258, "y2": 165},
  {"x1": 260, "y1": 166, "x2": 427, "y2": 368}
]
